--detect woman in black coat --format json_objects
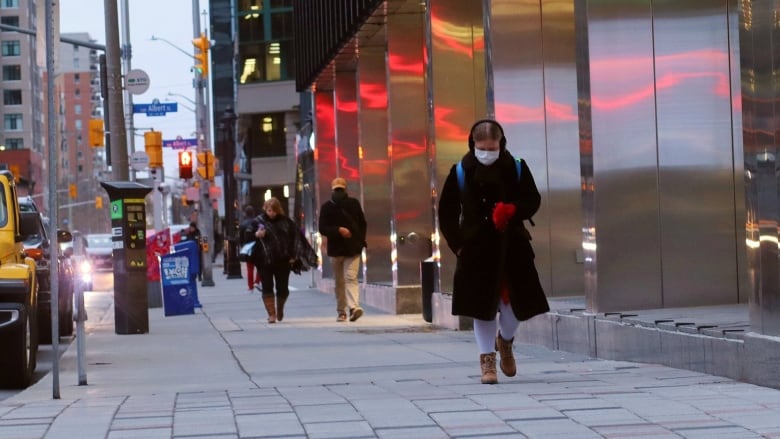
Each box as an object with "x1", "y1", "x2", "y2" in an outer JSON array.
[{"x1": 438, "y1": 119, "x2": 549, "y2": 384}]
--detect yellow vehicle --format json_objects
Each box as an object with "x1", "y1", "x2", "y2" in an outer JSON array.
[{"x1": 0, "y1": 170, "x2": 39, "y2": 388}]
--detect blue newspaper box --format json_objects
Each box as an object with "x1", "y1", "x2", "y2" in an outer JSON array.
[
  {"x1": 173, "y1": 240, "x2": 201, "y2": 308},
  {"x1": 159, "y1": 252, "x2": 195, "y2": 316}
]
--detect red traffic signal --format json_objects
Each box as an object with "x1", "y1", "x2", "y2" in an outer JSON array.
[{"x1": 179, "y1": 150, "x2": 193, "y2": 179}]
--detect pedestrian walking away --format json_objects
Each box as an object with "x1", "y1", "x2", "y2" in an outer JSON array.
[
  {"x1": 437, "y1": 118, "x2": 550, "y2": 384},
  {"x1": 319, "y1": 177, "x2": 367, "y2": 322},
  {"x1": 252, "y1": 197, "x2": 317, "y2": 323},
  {"x1": 182, "y1": 221, "x2": 203, "y2": 281},
  {"x1": 238, "y1": 204, "x2": 261, "y2": 292}
]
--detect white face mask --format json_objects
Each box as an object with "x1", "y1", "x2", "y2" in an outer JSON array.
[{"x1": 475, "y1": 149, "x2": 500, "y2": 166}]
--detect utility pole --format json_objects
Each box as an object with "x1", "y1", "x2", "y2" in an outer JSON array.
[
  {"x1": 105, "y1": 0, "x2": 128, "y2": 180},
  {"x1": 192, "y1": 0, "x2": 214, "y2": 286},
  {"x1": 120, "y1": 0, "x2": 138, "y2": 177}
]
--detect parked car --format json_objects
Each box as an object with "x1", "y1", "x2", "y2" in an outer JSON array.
[
  {"x1": 84, "y1": 233, "x2": 113, "y2": 270},
  {"x1": 19, "y1": 211, "x2": 75, "y2": 344}
]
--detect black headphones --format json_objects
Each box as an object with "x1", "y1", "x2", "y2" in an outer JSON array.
[{"x1": 468, "y1": 119, "x2": 507, "y2": 150}]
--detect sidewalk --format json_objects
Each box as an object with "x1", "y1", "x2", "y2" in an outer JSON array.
[{"x1": 2, "y1": 270, "x2": 780, "y2": 438}]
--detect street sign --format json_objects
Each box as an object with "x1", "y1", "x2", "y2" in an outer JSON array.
[
  {"x1": 125, "y1": 69, "x2": 150, "y2": 95},
  {"x1": 130, "y1": 151, "x2": 150, "y2": 171},
  {"x1": 133, "y1": 98, "x2": 178, "y2": 117},
  {"x1": 163, "y1": 136, "x2": 198, "y2": 149}
]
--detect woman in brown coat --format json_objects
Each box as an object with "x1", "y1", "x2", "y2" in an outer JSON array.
[{"x1": 438, "y1": 119, "x2": 550, "y2": 384}]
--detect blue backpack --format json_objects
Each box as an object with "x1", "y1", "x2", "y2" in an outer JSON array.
[
  {"x1": 455, "y1": 158, "x2": 535, "y2": 227},
  {"x1": 455, "y1": 158, "x2": 523, "y2": 191}
]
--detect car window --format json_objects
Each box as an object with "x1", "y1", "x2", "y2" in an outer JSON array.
[
  {"x1": 20, "y1": 212, "x2": 47, "y2": 245},
  {"x1": 86, "y1": 235, "x2": 112, "y2": 247},
  {"x1": 0, "y1": 186, "x2": 8, "y2": 228}
]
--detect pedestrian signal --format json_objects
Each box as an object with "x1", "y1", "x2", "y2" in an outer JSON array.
[{"x1": 179, "y1": 150, "x2": 193, "y2": 179}]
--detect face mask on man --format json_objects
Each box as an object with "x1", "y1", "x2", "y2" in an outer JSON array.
[
  {"x1": 475, "y1": 149, "x2": 500, "y2": 166},
  {"x1": 332, "y1": 189, "x2": 347, "y2": 202}
]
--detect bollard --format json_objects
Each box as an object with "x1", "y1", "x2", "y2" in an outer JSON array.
[{"x1": 420, "y1": 257, "x2": 435, "y2": 323}]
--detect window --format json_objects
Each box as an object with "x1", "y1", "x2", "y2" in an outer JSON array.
[
  {"x1": 3, "y1": 89, "x2": 21, "y2": 105},
  {"x1": 247, "y1": 112, "x2": 286, "y2": 157},
  {"x1": 0, "y1": 16, "x2": 19, "y2": 30},
  {"x1": 1, "y1": 0, "x2": 19, "y2": 8},
  {"x1": 75, "y1": 120, "x2": 82, "y2": 130},
  {"x1": 4, "y1": 114, "x2": 23, "y2": 131},
  {"x1": 74, "y1": 88, "x2": 80, "y2": 97},
  {"x1": 2, "y1": 65, "x2": 21, "y2": 80},
  {"x1": 1, "y1": 40, "x2": 21, "y2": 56},
  {"x1": 237, "y1": 1, "x2": 293, "y2": 83},
  {"x1": 75, "y1": 104, "x2": 82, "y2": 115},
  {"x1": 74, "y1": 73, "x2": 80, "y2": 83},
  {"x1": 5, "y1": 138, "x2": 23, "y2": 149}
]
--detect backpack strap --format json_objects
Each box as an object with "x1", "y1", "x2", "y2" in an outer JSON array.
[
  {"x1": 456, "y1": 160, "x2": 465, "y2": 191},
  {"x1": 457, "y1": 158, "x2": 522, "y2": 190}
]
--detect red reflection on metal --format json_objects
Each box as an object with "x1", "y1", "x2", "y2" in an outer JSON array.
[
  {"x1": 591, "y1": 50, "x2": 731, "y2": 111},
  {"x1": 494, "y1": 99, "x2": 577, "y2": 123},
  {"x1": 430, "y1": 14, "x2": 478, "y2": 58},
  {"x1": 336, "y1": 99, "x2": 358, "y2": 113},
  {"x1": 389, "y1": 140, "x2": 426, "y2": 161},
  {"x1": 363, "y1": 158, "x2": 390, "y2": 176},
  {"x1": 315, "y1": 92, "x2": 336, "y2": 171},
  {"x1": 433, "y1": 107, "x2": 470, "y2": 141},
  {"x1": 388, "y1": 54, "x2": 424, "y2": 76},
  {"x1": 359, "y1": 83, "x2": 388, "y2": 110}
]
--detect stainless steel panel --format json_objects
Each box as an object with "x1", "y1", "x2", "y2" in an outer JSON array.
[
  {"x1": 314, "y1": 89, "x2": 337, "y2": 277},
  {"x1": 428, "y1": 0, "x2": 487, "y2": 292},
  {"x1": 584, "y1": 0, "x2": 663, "y2": 311},
  {"x1": 741, "y1": 1, "x2": 780, "y2": 335},
  {"x1": 541, "y1": 0, "x2": 583, "y2": 296},
  {"x1": 387, "y1": 2, "x2": 432, "y2": 286},
  {"x1": 654, "y1": 0, "x2": 738, "y2": 307},
  {"x1": 358, "y1": 46, "x2": 394, "y2": 285}
]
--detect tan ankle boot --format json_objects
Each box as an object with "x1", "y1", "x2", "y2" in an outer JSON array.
[
  {"x1": 262, "y1": 295, "x2": 277, "y2": 323},
  {"x1": 480, "y1": 352, "x2": 498, "y2": 384},
  {"x1": 495, "y1": 334, "x2": 516, "y2": 377},
  {"x1": 276, "y1": 295, "x2": 287, "y2": 322}
]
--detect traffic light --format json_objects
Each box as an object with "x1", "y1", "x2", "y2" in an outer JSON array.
[
  {"x1": 179, "y1": 150, "x2": 193, "y2": 179},
  {"x1": 144, "y1": 130, "x2": 163, "y2": 168},
  {"x1": 192, "y1": 33, "x2": 210, "y2": 78},
  {"x1": 197, "y1": 151, "x2": 216, "y2": 181},
  {"x1": 69, "y1": 183, "x2": 77, "y2": 199},
  {"x1": 95, "y1": 196, "x2": 103, "y2": 209},
  {"x1": 88, "y1": 119, "x2": 104, "y2": 147}
]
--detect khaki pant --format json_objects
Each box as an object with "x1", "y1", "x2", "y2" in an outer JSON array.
[{"x1": 332, "y1": 255, "x2": 360, "y2": 313}]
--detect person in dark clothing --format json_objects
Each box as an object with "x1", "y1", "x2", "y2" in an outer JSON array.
[
  {"x1": 239, "y1": 205, "x2": 261, "y2": 292},
  {"x1": 253, "y1": 197, "x2": 297, "y2": 323},
  {"x1": 183, "y1": 221, "x2": 203, "y2": 281},
  {"x1": 438, "y1": 119, "x2": 550, "y2": 384},
  {"x1": 318, "y1": 177, "x2": 367, "y2": 322}
]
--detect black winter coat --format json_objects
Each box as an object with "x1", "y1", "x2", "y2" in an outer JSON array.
[
  {"x1": 438, "y1": 150, "x2": 549, "y2": 321},
  {"x1": 319, "y1": 195, "x2": 367, "y2": 257}
]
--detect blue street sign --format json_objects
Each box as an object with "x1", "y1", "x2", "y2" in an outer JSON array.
[
  {"x1": 133, "y1": 99, "x2": 178, "y2": 117},
  {"x1": 163, "y1": 137, "x2": 199, "y2": 149}
]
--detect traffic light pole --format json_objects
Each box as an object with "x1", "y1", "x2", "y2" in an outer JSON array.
[{"x1": 192, "y1": 0, "x2": 214, "y2": 287}]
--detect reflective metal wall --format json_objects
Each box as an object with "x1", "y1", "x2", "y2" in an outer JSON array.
[
  {"x1": 580, "y1": 0, "x2": 743, "y2": 311},
  {"x1": 741, "y1": 1, "x2": 780, "y2": 336},
  {"x1": 387, "y1": 2, "x2": 432, "y2": 286},
  {"x1": 358, "y1": 44, "x2": 394, "y2": 284},
  {"x1": 314, "y1": 89, "x2": 336, "y2": 277},
  {"x1": 428, "y1": 0, "x2": 487, "y2": 292},
  {"x1": 489, "y1": 0, "x2": 582, "y2": 296}
]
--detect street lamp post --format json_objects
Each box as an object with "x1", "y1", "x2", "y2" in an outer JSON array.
[{"x1": 221, "y1": 107, "x2": 241, "y2": 279}]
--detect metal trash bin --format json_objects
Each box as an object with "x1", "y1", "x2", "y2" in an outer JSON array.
[
  {"x1": 420, "y1": 257, "x2": 436, "y2": 323},
  {"x1": 173, "y1": 240, "x2": 201, "y2": 308},
  {"x1": 159, "y1": 251, "x2": 195, "y2": 317}
]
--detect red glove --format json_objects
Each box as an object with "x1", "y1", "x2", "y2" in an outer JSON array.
[{"x1": 492, "y1": 202, "x2": 516, "y2": 231}]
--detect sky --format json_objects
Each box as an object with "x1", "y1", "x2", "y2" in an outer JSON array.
[{"x1": 60, "y1": 0, "x2": 208, "y2": 179}]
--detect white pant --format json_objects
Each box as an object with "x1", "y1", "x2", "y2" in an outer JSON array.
[
  {"x1": 332, "y1": 255, "x2": 361, "y2": 313},
  {"x1": 473, "y1": 301, "x2": 520, "y2": 354}
]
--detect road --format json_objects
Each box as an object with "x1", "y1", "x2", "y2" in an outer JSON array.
[{"x1": 0, "y1": 271, "x2": 114, "y2": 401}]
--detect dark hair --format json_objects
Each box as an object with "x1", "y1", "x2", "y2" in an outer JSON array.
[
  {"x1": 468, "y1": 119, "x2": 507, "y2": 150},
  {"x1": 244, "y1": 205, "x2": 255, "y2": 218},
  {"x1": 263, "y1": 197, "x2": 285, "y2": 216},
  {"x1": 189, "y1": 221, "x2": 197, "y2": 228}
]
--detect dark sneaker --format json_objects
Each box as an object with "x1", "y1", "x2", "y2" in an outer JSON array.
[
  {"x1": 337, "y1": 312, "x2": 347, "y2": 322},
  {"x1": 349, "y1": 307, "x2": 363, "y2": 322}
]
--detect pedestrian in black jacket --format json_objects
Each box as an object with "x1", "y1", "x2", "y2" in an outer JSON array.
[
  {"x1": 438, "y1": 119, "x2": 549, "y2": 384},
  {"x1": 253, "y1": 197, "x2": 297, "y2": 323},
  {"x1": 238, "y1": 205, "x2": 260, "y2": 292},
  {"x1": 318, "y1": 177, "x2": 367, "y2": 322}
]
